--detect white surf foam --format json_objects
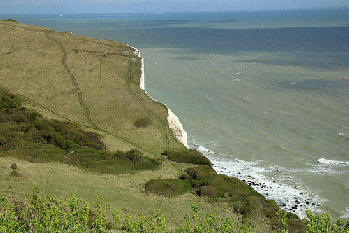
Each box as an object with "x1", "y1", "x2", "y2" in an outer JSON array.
[
  {"x1": 340, "y1": 207, "x2": 349, "y2": 219},
  {"x1": 318, "y1": 158, "x2": 349, "y2": 166},
  {"x1": 191, "y1": 143, "x2": 324, "y2": 219},
  {"x1": 129, "y1": 45, "x2": 188, "y2": 148}
]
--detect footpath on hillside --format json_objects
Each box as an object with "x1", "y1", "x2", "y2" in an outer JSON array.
[{"x1": 0, "y1": 19, "x2": 184, "y2": 155}]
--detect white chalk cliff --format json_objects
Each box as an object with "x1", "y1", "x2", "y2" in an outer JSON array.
[{"x1": 131, "y1": 46, "x2": 188, "y2": 148}]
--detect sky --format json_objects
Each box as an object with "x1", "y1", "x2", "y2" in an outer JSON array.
[{"x1": 0, "y1": 0, "x2": 348, "y2": 14}]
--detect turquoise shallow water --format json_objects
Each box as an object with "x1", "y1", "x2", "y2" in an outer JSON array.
[{"x1": 2, "y1": 9, "x2": 349, "y2": 219}]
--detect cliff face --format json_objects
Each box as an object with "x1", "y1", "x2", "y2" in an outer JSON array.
[
  {"x1": 133, "y1": 46, "x2": 188, "y2": 148},
  {"x1": 167, "y1": 108, "x2": 188, "y2": 148},
  {"x1": 0, "y1": 19, "x2": 184, "y2": 154}
]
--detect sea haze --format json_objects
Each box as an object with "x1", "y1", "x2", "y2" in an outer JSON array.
[{"x1": 2, "y1": 8, "x2": 348, "y2": 219}]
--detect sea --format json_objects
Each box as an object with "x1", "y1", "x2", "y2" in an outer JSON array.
[{"x1": 1, "y1": 8, "x2": 348, "y2": 220}]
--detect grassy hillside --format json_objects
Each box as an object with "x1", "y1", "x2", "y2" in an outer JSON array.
[
  {"x1": 1, "y1": 19, "x2": 348, "y2": 232},
  {"x1": 0, "y1": 19, "x2": 183, "y2": 155}
]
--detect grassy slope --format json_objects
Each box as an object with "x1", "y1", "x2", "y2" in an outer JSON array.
[
  {"x1": 0, "y1": 19, "x2": 183, "y2": 155},
  {"x1": 0, "y1": 19, "x2": 248, "y2": 231},
  {"x1": 0, "y1": 19, "x2": 315, "y2": 232}
]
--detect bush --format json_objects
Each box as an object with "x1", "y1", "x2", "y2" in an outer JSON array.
[
  {"x1": 5, "y1": 19, "x2": 17, "y2": 22},
  {"x1": 61, "y1": 149, "x2": 159, "y2": 175},
  {"x1": 199, "y1": 186, "x2": 218, "y2": 198},
  {"x1": 134, "y1": 117, "x2": 152, "y2": 128},
  {"x1": 0, "y1": 108, "x2": 40, "y2": 123},
  {"x1": 210, "y1": 175, "x2": 263, "y2": 199},
  {"x1": 0, "y1": 88, "x2": 22, "y2": 110},
  {"x1": 180, "y1": 165, "x2": 287, "y2": 225},
  {"x1": 145, "y1": 179, "x2": 192, "y2": 197},
  {"x1": 305, "y1": 210, "x2": 349, "y2": 233},
  {"x1": 185, "y1": 165, "x2": 217, "y2": 179},
  {"x1": 162, "y1": 149, "x2": 212, "y2": 166},
  {"x1": 113, "y1": 150, "x2": 128, "y2": 159},
  {"x1": 126, "y1": 149, "x2": 143, "y2": 164},
  {"x1": 184, "y1": 165, "x2": 217, "y2": 188},
  {"x1": 0, "y1": 129, "x2": 18, "y2": 150},
  {"x1": 10, "y1": 163, "x2": 18, "y2": 170},
  {"x1": 32, "y1": 119, "x2": 105, "y2": 150},
  {"x1": 9, "y1": 170, "x2": 22, "y2": 178}
]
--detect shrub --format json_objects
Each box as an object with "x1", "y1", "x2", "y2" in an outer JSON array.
[
  {"x1": 184, "y1": 165, "x2": 217, "y2": 188},
  {"x1": 162, "y1": 149, "x2": 212, "y2": 166},
  {"x1": 10, "y1": 163, "x2": 18, "y2": 170},
  {"x1": 0, "y1": 88, "x2": 22, "y2": 110},
  {"x1": 0, "y1": 135, "x2": 9, "y2": 146},
  {"x1": 134, "y1": 117, "x2": 152, "y2": 128},
  {"x1": 185, "y1": 165, "x2": 217, "y2": 179},
  {"x1": 199, "y1": 186, "x2": 218, "y2": 198},
  {"x1": 32, "y1": 119, "x2": 105, "y2": 150},
  {"x1": 113, "y1": 150, "x2": 128, "y2": 159},
  {"x1": 145, "y1": 179, "x2": 192, "y2": 197},
  {"x1": 305, "y1": 210, "x2": 349, "y2": 233},
  {"x1": 0, "y1": 130, "x2": 18, "y2": 150},
  {"x1": 61, "y1": 149, "x2": 159, "y2": 175},
  {"x1": 0, "y1": 109, "x2": 35, "y2": 123},
  {"x1": 5, "y1": 19, "x2": 17, "y2": 22},
  {"x1": 126, "y1": 149, "x2": 143, "y2": 164},
  {"x1": 179, "y1": 172, "x2": 191, "y2": 180},
  {"x1": 210, "y1": 175, "x2": 263, "y2": 199},
  {"x1": 9, "y1": 170, "x2": 22, "y2": 178}
]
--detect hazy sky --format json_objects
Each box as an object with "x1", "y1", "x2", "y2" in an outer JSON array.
[{"x1": 0, "y1": 0, "x2": 348, "y2": 14}]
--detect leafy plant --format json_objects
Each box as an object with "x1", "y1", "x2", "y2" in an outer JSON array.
[{"x1": 305, "y1": 210, "x2": 349, "y2": 233}]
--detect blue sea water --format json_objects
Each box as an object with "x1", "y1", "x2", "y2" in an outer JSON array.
[{"x1": 1, "y1": 9, "x2": 349, "y2": 219}]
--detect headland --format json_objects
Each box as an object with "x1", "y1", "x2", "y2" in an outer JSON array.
[{"x1": 0, "y1": 19, "x2": 333, "y2": 232}]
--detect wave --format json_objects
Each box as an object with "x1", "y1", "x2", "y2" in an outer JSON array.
[
  {"x1": 192, "y1": 143, "x2": 324, "y2": 219},
  {"x1": 318, "y1": 158, "x2": 349, "y2": 166},
  {"x1": 340, "y1": 207, "x2": 349, "y2": 219}
]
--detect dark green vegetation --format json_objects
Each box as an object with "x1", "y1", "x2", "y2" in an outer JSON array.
[
  {"x1": 145, "y1": 179, "x2": 192, "y2": 197},
  {"x1": 0, "y1": 87, "x2": 160, "y2": 174},
  {"x1": 4, "y1": 19, "x2": 17, "y2": 23},
  {"x1": 134, "y1": 117, "x2": 153, "y2": 128},
  {"x1": 147, "y1": 164, "x2": 307, "y2": 232},
  {"x1": 162, "y1": 149, "x2": 212, "y2": 166}
]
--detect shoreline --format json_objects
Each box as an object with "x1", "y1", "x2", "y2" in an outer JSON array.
[
  {"x1": 191, "y1": 143, "x2": 325, "y2": 219},
  {"x1": 129, "y1": 45, "x2": 320, "y2": 219},
  {"x1": 129, "y1": 45, "x2": 188, "y2": 148}
]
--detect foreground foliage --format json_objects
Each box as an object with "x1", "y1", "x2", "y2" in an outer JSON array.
[
  {"x1": 0, "y1": 191, "x2": 248, "y2": 233},
  {"x1": 1, "y1": 191, "x2": 348, "y2": 233}
]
